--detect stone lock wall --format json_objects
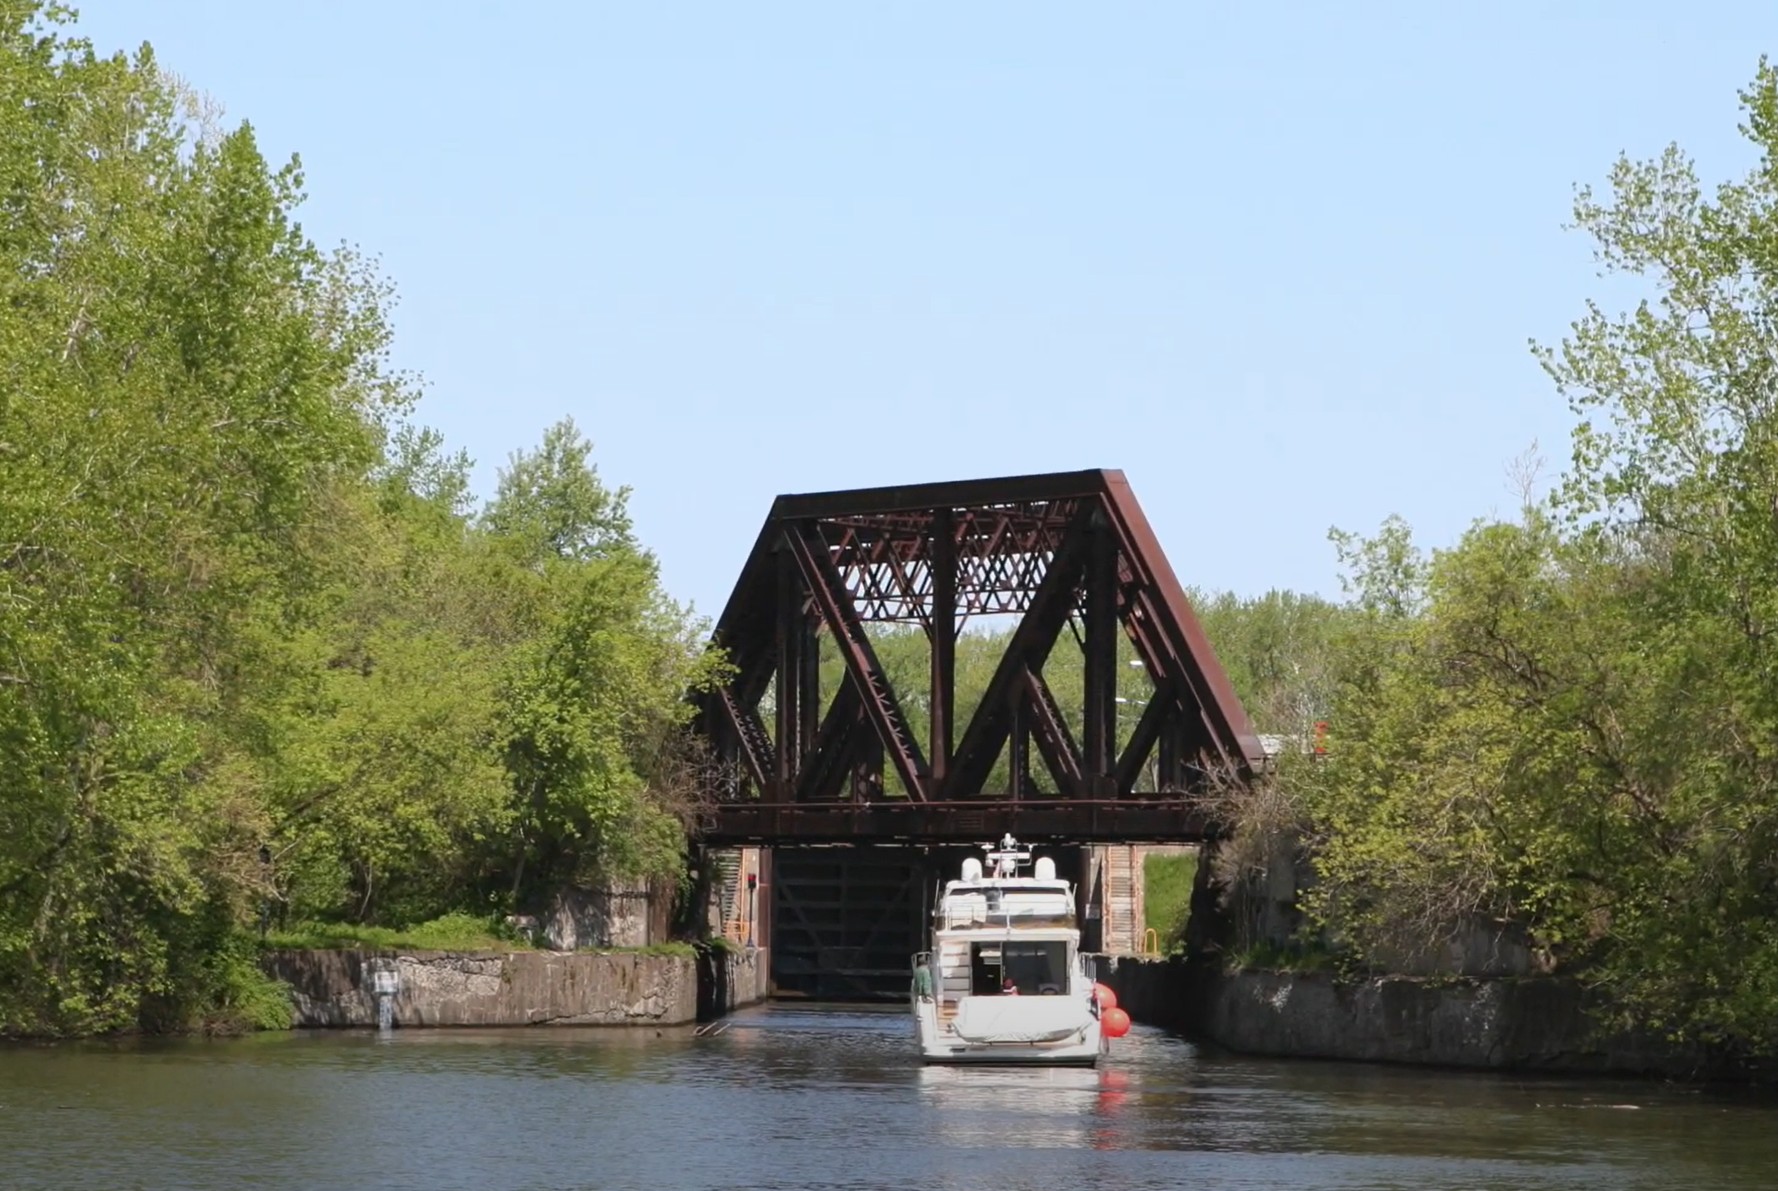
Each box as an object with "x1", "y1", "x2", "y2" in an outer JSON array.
[
  {"x1": 1095, "y1": 956, "x2": 1775, "y2": 1082},
  {"x1": 262, "y1": 946, "x2": 770, "y2": 1029}
]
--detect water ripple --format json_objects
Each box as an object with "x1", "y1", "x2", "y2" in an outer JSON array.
[{"x1": 2, "y1": 1004, "x2": 1774, "y2": 1190}]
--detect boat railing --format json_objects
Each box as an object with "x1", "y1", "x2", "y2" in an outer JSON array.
[{"x1": 940, "y1": 907, "x2": 1076, "y2": 931}]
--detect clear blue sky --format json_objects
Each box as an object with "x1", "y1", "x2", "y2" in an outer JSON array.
[{"x1": 70, "y1": 2, "x2": 1778, "y2": 620}]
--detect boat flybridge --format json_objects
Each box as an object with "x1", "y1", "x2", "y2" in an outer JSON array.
[{"x1": 910, "y1": 835, "x2": 1129, "y2": 1065}]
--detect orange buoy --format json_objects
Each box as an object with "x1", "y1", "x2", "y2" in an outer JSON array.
[
  {"x1": 1091, "y1": 982, "x2": 1118, "y2": 1011},
  {"x1": 1101, "y1": 1006, "x2": 1132, "y2": 1038}
]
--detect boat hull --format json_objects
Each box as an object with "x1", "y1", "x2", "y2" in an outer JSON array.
[
  {"x1": 919, "y1": 1045, "x2": 1101, "y2": 1066},
  {"x1": 913, "y1": 996, "x2": 1102, "y2": 1066}
]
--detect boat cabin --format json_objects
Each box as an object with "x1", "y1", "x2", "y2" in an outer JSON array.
[{"x1": 928, "y1": 839, "x2": 1080, "y2": 998}]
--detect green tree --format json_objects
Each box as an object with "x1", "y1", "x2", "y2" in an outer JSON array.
[
  {"x1": 481, "y1": 418, "x2": 633, "y2": 564},
  {"x1": 1285, "y1": 61, "x2": 1778, "y2": 1048},
  {"x1": 484, "y1": 423, "x2": 719, "y2": 902},
  {"x1": 0, "y1": 4, "x2": 412, "y2": 1032},
  {"x1": 1524, "y1": 60, "x2": 1778, "y2": 1044},
  {"x1": 0, "y1": 6, "x2": 734, "y2": 1037},
  {"x1": 1189, "y1": 587, "x2": 1354, "y2": 740}
]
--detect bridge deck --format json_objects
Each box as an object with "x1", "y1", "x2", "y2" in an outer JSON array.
[{"x1": 700, "y1": 799, "x2": 1219, "y2": 845}]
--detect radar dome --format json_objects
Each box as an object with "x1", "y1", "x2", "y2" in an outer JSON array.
[
  {"x1": 961, "y1": 857, "x2": 983, "y2": 881},
  {"x1": 1034, "y1": 857, "x2": 1057, "y2": 881}
]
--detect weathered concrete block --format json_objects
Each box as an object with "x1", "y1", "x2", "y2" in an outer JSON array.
[{"x1": 538, "y1": 885, "x2": 658, "y2": 951}]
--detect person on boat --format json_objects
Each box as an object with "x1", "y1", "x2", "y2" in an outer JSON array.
[
  {"x1": 914, "y1": 960, "x2": 933, "y2": 1002},
  {"x1": 1001, "y1": 975, "x2": 1019, "y2": 995}
]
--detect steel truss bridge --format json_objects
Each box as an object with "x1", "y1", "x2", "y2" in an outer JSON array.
[{"x1": 688, "y1": 468, "x2": 1265, "y2": 847}]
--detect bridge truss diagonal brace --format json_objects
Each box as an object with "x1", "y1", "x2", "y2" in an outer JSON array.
[
  {"x1": 785, "y1": 523, "x2": 931, "y2": 801},
  {"x1": 1114, "y1": 677, "x2": 1174, "y2": 795},
  {"x1": 1019, "y1": 664, "x2": 1084, "y2": 796},
  {"x1": 794, "y1": 677, "x2": 864, "y2": 804},
  {"x1": 943, "y1": 502, "x2": 1097, "y2": 799},
  {"x1": 1121, "y1": 585, "x2": 1232, "y2": 776},
  {"x1": 714, "y1": 687, "x2": 772, "y2": 794}
]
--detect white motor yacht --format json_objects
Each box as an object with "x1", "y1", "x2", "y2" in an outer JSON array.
[{"x1": 910, "y1": 835, "x2": 1122, "y2": 1065}]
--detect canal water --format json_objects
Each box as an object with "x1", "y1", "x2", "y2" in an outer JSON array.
[{"x1": 3, "y1": 1003, "x2": 1774, "y2": 1190}]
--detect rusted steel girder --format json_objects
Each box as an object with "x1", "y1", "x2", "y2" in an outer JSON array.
[
  {"x1": 691, "y1": 469, "x2": 1264, "y2": 845},
  {"x1": 698, "y1": 799, "x2": 1224, "y2": 846}
]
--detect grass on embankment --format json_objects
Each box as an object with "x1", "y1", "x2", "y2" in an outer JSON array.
[
  {"x1": 1144, "y1": 849, "x2": 1198, "y2": 955},
  {"x1": 260, "y1": 911, "x2": 527, "y2": 953}
]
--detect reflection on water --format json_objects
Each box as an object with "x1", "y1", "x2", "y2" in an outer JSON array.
[
  {"x1": 916, "y1": 1062, "x2": 1112, "y2": 1152},
  {"x1": 1, "y1": 1002, "x2": 1774, "y2": 1190}
]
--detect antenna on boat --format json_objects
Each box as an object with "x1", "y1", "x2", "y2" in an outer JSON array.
[{"x1": 982, "y1": 833, "x2": 1032, "y2": 879}]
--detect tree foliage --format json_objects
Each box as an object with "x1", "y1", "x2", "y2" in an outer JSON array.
[
  {"x1": 0, "y1": 6, "x2": 711, "y2": 1037},
  {"x1": 1291, "y1": 61, "x2": 1778, "y2": 1048}
]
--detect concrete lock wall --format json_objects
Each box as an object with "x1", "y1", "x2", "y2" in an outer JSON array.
[
  {"x1": 262, "y1": 946, "x2": 770, "y2": 1029},
  {"x1": 1095, "y1": 957, "x2": 1775, "y2": 1082}
]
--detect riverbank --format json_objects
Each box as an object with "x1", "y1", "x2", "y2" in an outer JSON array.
[
  {"x1": 1096, "y1": 957, "x2": 1777, "y2": 1084},
  {"x1": 261, "y1": 945, "x2": 769, "y2": 1028}
]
